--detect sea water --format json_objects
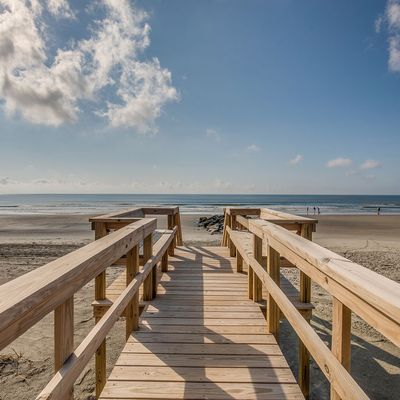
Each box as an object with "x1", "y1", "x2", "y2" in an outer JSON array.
[{"x1": 0, "y1": 194, "x2": 399, "y2": 215}]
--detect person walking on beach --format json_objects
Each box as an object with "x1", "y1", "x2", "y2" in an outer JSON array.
[
  {"x1": 377, "y1": 207, "x2": 381, "y2": 215},
  {"x1": 313, "y1": 206, "x2": 316, "y2": 215},
  {"x1": 317, "y1": 207, "x2": 320, "y2": 215},
  {"x1": 307, "y1": 206, "x2": 309, "y2": 215}
]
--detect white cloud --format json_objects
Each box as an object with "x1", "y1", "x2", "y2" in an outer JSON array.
[
  {"x1": 381, "y1": 1, "x2": 400, "y2": 72},
  {"x1": 360, "y1": 159, "x2": 382, "y2": 170},
  {"x1": 375, "y1": 15, "x2": 384, "y2": 33},
  {"x1": 388, "y1": 36, "x2": 400, "y2": 71},
  {"x1": 206, "y1": 128, "x2": 221, "y2": 142},
  {"x1": 0, "y1": 177, "x2": 17, "y2": 185},
  {"x1": 0, "y1": 0, "x2": 177, "y2": 132},
  {"x1": 289, "y1": 154, "x2": 303, "y2": 165},
  {"x1": 246, "y1": 144, "x2": 260, "y2": 152},
  {"x1": 46, "y1": 0, "x2": 75, "y2": 18},
  {"x1": 213, "y1": 179, "x2": 233, "y2": 190},
  {"x1": 326, "y1": 157, "x2": 352, "y2": 168},
  {"x1": 388, "y1": 0, "x2": 400, "y2": 29}
]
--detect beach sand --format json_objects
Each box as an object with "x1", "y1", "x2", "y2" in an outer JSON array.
[{"x1": 0, "y1": 213, "x2": 399, "y2": 399}]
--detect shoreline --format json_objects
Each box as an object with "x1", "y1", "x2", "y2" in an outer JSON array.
[{"x1": 1, "y1": 212, "x2": 400, "y2": 245}]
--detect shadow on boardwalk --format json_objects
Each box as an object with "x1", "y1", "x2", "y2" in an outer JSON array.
[{"x1": 113, "y1": 245, "x2": 300, "y2": 400}]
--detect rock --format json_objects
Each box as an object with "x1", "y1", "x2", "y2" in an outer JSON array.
[{"x1": 197, "y1": 215, "x2": 224, "y2": 234}]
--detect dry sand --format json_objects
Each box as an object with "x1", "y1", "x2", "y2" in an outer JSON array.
[{"x1": 0, "y1": 213, "x2": 399, "y2": 399}]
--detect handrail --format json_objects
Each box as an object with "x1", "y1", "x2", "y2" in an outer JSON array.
[
  {"x1": 0, "y1": 218, "x2": 156, "y2": 350},
  {"x1": 36, "y1": 227, "x2": 176, "y2": 400},
  {"x1": 248, "y1": 219, "x2": 400, "y2": 346},
  {"x1": 247, "y1": 253, "x2": 368, "y2": 400},
  {"x1": 224, "y1": 215, "x2": 400, "y2": 399},
  {"x1": 90, "y1": 206, "x2": 183, "y2": 246}
]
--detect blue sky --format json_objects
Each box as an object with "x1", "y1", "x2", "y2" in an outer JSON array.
[{"x1": 0, "y1": 0, "x2": 399, "y2": 194}]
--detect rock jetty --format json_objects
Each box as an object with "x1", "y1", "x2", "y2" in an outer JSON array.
[{"x1": 197, "y1": 215, "x2": 224, "y2": 235}]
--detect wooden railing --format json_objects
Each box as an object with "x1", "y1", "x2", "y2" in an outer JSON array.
[
  {"x1": 223, "y1": 207, "x2": 317, "y2": 396},
  {"x1": 88, "y1": 206, "x2": 182, "y2": 395},
  {"x1": 89, "y1": 206, "x2": 183, "y2": 246},
  {"x1": 223, "y1": 208, "x2": 400, "y2": 400},
  {"x1": 0, "y1": 207, "x2": 180, "y2": 399}
]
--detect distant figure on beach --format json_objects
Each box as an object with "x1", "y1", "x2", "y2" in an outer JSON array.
[
  {"x1": 377, "y1": 207, "x2": 381, "y2": 215},
  {"x1": 317, "y1": 207, "x2": 320, "y2": 215},
  {"x1": 306, "y1": 206, "x2": 309, "y2": 215},
  {"x1": 313, "y1": 206, "x2": 316, "y2": 215}
]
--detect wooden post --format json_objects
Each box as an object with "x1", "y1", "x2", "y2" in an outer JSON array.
[
  {"x1": 229, "y1": 238, "x2": 236, "y2": 258},
  {"x1": 152, "y1": 261, "x2": 158, "y2": 298},
  {"x1": 267, "y1": 245, "x2": 280, "y2": 341},
  {"x1": 253, "y1": 235, "x2": 263, "y2": 302},
  {"x1": 236, "y1": 251, "x2": 243, "y2": 273},
  {"x1": 161, "y1": 251, "x2": 169, "y2": 272},
  {"x1": 54, "y1": 296, "x2": 74, "y2": 400},
  {"x1": 248, "y1": 264, "x2": 254, "y2": 300},
  {"x1": 94, "y1": 222, "x2": 107, "y2": 399},
  {"x1": 221, "y1": 211, "x2": 228, "y2": 246},
  {"x1": 168, "y1": 235, "x2": 175, "y2": 256},
  {"x1": 125, "y1": 246, "x2": 139, "y2": 340},
  {"x1": 226, "y1": 214, "x2": 232, "y2": 251},
  {"x1": 143, "y1": 233, "x2": 153, "y2": 301},
  {"x1": 167, "y1": 215, "x2": 175, "y2": 256},
  {"x1": 231, "y1": 215, "x2": 237, "y2": 230},
  {"x1": 175, "y1": 213, "x2": 183, "y2": 246},
  {"x1": 299, "y1": 223, "x2": 312, "y2": 398},
  {"x1": 331, "y1": 297, "x2": 351, "y2": 400}
]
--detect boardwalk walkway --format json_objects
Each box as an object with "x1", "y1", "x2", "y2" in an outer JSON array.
[{"x1": 99, "y1": 246, "x2": 304, "y2": 400}]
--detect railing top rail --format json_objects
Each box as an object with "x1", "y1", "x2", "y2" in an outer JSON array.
[
  {"x1": 224, "y1": 207, "x2": 261, "y2": 216},
  {"x1": 259, "y1": 207, "x2": 317, "y2": 224},
  {"x1": 0, "y1": 218, "x2": 157, "y2": 351},
  {"x1": 248, "y1": 219, "x2": 400, "y2": 343},
  {"x1": 90, "y1": 207, "x2": 145, "y2": 221},
  {"x1": 225, "y1": 207, "x2": 317, "y2": 224},
  {"x1": 90, "y1": 206, "x2": 180, "y2": 222},
  {"x1": 141, "y1": 206, "x2": 179, "y2": 215}
]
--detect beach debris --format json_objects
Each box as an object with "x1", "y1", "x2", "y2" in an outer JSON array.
[{"x1": 197, "y1": 215, "x2": 224, "y2": 234}]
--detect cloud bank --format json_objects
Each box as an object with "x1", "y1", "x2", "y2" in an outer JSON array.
[
  {"x1": 0, "y1": 0, "x2": 178, "y2": 132},
  {"x1": 379, "y1": 0, "x2": 400, "y2": 72},
  {"x1": 289, "y1": 154, "x2": 303, "y2": 165},
  {"x1": 360, "y1": 159, "x2": 382, "y2": 170},
  {"x1": 246, "y1": 144, "x2": 260, "y2": 152},
  {"x1": 326, "y1": 158, "x2": 352, "y2": 168}
]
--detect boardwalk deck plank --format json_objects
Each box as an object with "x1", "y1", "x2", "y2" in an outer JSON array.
[{"x1": 99, "y1": 246, "x2": 304, "y2": 400}]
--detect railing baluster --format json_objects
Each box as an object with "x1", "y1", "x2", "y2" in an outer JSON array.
[
  {"x1": 143, "y1": 233, "x2": 154, "y2": 301},
  {"x1": 253, "y1": 235, "x2": 263, "y2": 302},
  {"x1": 229, "y1": 236, "x2": 236, "y2": 257},
  {"x1": 299, "y1": 223, "x2": 312, "y2": 398},
  {"x1": 167, "y1": 215, "x2": 175, "y2": 256},
  {"x1": 248, "y1": 262, "x2": 254, "y2": 300},
  {"x1": 331, "y1": 297, "x2": 352, "y2": 400},
  {"x1": 267, "y1": 245, "x2": 280, "y2": 341},
  {"x1": 54, "y1": 296, "x2": 74, "y2": 400},
  {"x1": 125, "y1": 246, "x2": 139, "y2": 340},
  {"x1": 161, "y1": 250, "x2": 169, "y2": 272},
  {"x1": 236, "y1": 251, "x2": 243, "y2": 273},
  {"x1": 94, "y1": 222, "x2": 107, "y2": 399}
]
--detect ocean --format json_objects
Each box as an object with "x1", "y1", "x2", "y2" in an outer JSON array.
[{"x1": 0, "y1": 194, "x2": 399, "y2": 215}]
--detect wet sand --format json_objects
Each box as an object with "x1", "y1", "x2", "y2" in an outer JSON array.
[{"x1": 0, "y1": 213, "x2": 399, "y2": 399}]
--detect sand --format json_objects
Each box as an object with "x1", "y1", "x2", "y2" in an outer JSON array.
[{"x1": 0, "y1": 213, "x2": 399, "y2": 399}]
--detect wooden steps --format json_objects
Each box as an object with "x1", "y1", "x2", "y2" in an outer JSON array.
[{"x1": 99, "y1": 246, "x2": 304, "y2": 400}]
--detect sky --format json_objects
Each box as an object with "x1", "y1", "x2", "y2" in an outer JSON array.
[{"x1": 0, "y1": 0, "x2": 400, "y2": 195}]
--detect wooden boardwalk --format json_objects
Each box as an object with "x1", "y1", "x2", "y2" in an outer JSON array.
[{"x1": 100, "y1": 246, "x2": 304, "y2": 400}]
